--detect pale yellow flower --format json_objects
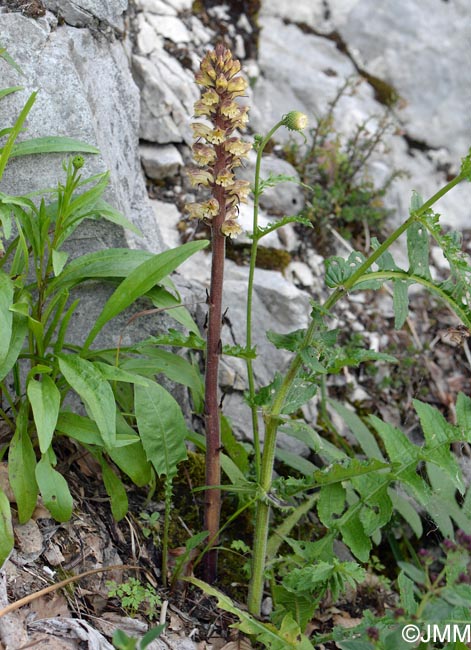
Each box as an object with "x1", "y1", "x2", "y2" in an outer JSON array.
[
  {"x1": 221, "y1": 218, "x2": 243, "y2": 238},
  {"x1": 187, "y1": 167, "x2": 214, "y2": 187},
  {"x1": 215, "y1": 168, "x2": 235, "y2": 187},
  {"x1": 192, "y1": 143, "x2": 217, "y2": 166}
]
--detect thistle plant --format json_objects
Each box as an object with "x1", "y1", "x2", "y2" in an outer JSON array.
[{"x1": 186, "y1": 43, "x2": 251, "y2": 581}]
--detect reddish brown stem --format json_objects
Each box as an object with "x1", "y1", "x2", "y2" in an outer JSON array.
[{"x1": 203, "y1": 181, "x2": 226, "y2": 583}]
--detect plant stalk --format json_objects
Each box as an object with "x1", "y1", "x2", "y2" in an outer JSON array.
[
  {"x1": 247, "y1": 170, "x2": 466, "y2": 615},
  {"x1": 203, "y1": 181, "x2": 227, "y2": 583}
]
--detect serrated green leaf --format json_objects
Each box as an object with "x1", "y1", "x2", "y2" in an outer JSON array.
[
  {"x1": 456, "y1": 392, "x2": 471, "y2": 439},
  {"x1": 0, "y1": 270, "x2": 13, "y2": 364},
  {"x1": 0, "y1": 489, "x2": 14, "y2": 569},
  {"x1": 188, "y1": 579, "x2": 313, "y2": 650},
  {"x1": 8, "y1": 405, "x2": 38, "y2": 523},
  {"x1": 27, "y1": 375, "x2": 61, "y2": 454},
  {"x1": 98, "y1": 454, "x2": 128, "y2": 521},
  {"x1": 135, "y1": 382, "x2": 187, "y2": 478},
  {"x1": 282, "y1": 377, "x2": 318, "y2": 414},
  {"x1": 413, "y1": 399, "x2": 464, "y2": 493},
  {"x1": 369, "y1": 415, "x2": 429, "y2": 505},
  {"x1": 266, "y1": 328, "x2": 305, "y2": 351},
  {"x1": 393, "y1": 279, "x2": 409, "y2": 329},
  {"x1": 35, "y1": 456, "x2": 73, "y2": 522},
  {"x1": 58, "y1": 354, "x2": 116, "y2": 448},
  {"x1": 338, "y1": 510, "x2": 371, "y2": 562},
  {"x1": 272, "y1": 584, "x2": 317, "y2": 632},
  {"x1": 84, "y1": 240, "x2": 209, "y2": 349},
  {"x1": 318, "y1": 483, "x2": 346, "y2": 527},
  {"x1": 407, "y1": 221, "x2": 431, "y2": 279},
  {"x1": 397, "y1": 570, "x2": 418, "y2": 615}
]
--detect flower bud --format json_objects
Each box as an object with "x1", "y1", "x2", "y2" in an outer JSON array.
[
  {"x1": 73, "y1": 155, "x2": 85, "y2": 170},
  {"x1": 282, "y1": 111, "x2": 308, "y2": 132}
]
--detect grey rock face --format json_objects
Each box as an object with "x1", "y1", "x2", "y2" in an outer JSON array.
[
  {"x1": 0, "y1": 12, "x2": 161, "y2": 253},
  {"x1": 44, "y1": 0, "x2": 128, "y2": 28},
  {"x1": 140, "y1": 143, "x2": 183, "y2": 180}
]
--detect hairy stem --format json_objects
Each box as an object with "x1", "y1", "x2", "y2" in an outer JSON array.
[{"x1": 247, "y1": 170, "x2": 466, "y2": 615}]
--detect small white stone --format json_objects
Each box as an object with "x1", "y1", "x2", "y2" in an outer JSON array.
[
  {"x1": 140, "y1": 143, "x2": 183, "y2": 179},
  {"x1": 136, "y1": 14, "x2": 161, "y2": 55},
  {"x1": 139, "y1": 0, "x2": 177, "y2": 14},
  {"x1": 285, "y1": 260, "x2": 315, "y2": 287},
  {"x1": 165, "y1": 0, "x2": 193, "y2": 11},
  {"x1": 146, "y1": 14, "x2": 191, "y2": 42},
  {"x1": 150, "y1": 199, "x2": 182, "y2": 250}
]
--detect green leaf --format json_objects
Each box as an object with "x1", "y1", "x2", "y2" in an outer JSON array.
[
  {"x1": 91, "y1": 198, "x2": 141, "y2": 236},
  {"x1": 93, "y1": 361, "x2": 149, "y2": 386},
  {"x1": 329, "y1": 399, "x2": 385, "y2": 460},
  {"x1": 0, "y1": 48, "x2": 24, "y2": 75},
  {"x1": 338, "y1": 510, "x2": 371, "y2": 562},
  {"x1": 0, "y1": 311, "x2": 28, "y2": 381},
  {"x1": 83, "y1": 240, "x2": 209, "y2": 350},
  {"x1": 397, "y1": 571, "x2": 418, "y2": 615},
  {"x1": 123, "y1": 348, "x2": 204, "y2": 412},
  {"x1": 98, "y1": 455, "x2": 128, "y2": 521},
  {"x1": 27, "y1": 375, "x2": 61, "y2": 454},
  {"x1": 266, "y1": 329, "x2": 305, "y2": 351},
  {"x1": 272, "y1": 584, "x2": 317, "y2": 631},
  {"x1": 282, "y1": 377, "x2": 318, "y2": 414},
  {"x1": 48, "y1": 248, "x2": 154, "y2": 293},
  {"x1": 389, "y1": 489, "x2": 423, "y2": 537},
  {"x1": 52, "y1": 249, "x2": 69, "y2": 276},
  {"x1": 456, "y1": 392, "x2": 471, "y2": 438},
  {"x1": 369, "y1": 415, "x2": 429, "y2": 505},
  {"x1": 107, "y1": 416, "x2": 152, "y2": 487},
  {"x1": 414, "y1": 399, "x2": 464, "y2": 492},
  {"x1": 3, "y1": 136, "x2": 99, "y2": 158},
  {"x1": 407, "y1": 221, "x2": 431, "y2": 279},
  {"x1": 0, "y1": 91, "x2": 37, "y2": 181},
  {"x1": 56, "y1": 412, "x2": 140, "y2": 448},
  {"x1": 0, "y1": 489, "x2": 14, "y2": 569},
  {"x1": 0, "y1": 270, "x2": 13, "y2": 364},
  {"x1": 221, "y1": 415, "x2": 249, "y2": 474},
  {"x1": 135, "y1": 382, "x2": 187, "y2": 478},
  {"x1": 318, "y1": 483, "x2": 346, "y2": 527},
  {"x1": 148, "y1": 286, "x2": 200, "y2": 334},
  {"x1": 393, "y1": 280, "x2": 409, "y2": 329},
  {"x1": 8, "y1": 405, "x2": 38, "y2": 523},
  {"x1": 0, "y1": 85, "x2": 24, "y2": 100},
  {"x1": 188, "y1": 579, "x2": 313, "y2": 650},
  {"x1": 58, "y1": 354, "x2": 116, "y2": 448},
  {"x1": 275, "y1": 448, "x2": 317, "y2": 476},
  {"x1": 35, "y1": 456, "x2": 73, "y2": 522}
]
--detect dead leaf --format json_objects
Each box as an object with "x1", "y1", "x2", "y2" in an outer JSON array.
[
  {"x1": 29, "y1": 592, "x2": 70, "y2": 620},
  {"x1": 13, "y1": 520, "x2": 43, "y2": 564},
  {"x1": 219, "y1": 638, "x2": 254, "y2": 650}
]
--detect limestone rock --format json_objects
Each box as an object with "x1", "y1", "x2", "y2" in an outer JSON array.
[
  {"x1": 44, "y1": 0, "x2": 127, "y2": 29},
  {"x1": 140, "y1": 142, "x2": 183, "y2": 179}
]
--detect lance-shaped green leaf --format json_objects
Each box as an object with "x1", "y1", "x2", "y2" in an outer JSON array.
[
  {"x1": 8, "y1": 404, "x2": 38, "y2": 523},
  {"x1": 0, "y1": 311, "x2": 28, "y2": 381},
  {"x1": 135, "y1": 381, "x2": 187, "y2": 479},
  {"x1": 0, "y1": 489, "x2": 14, "y2": 569},
  {"x1": 83, "y1": 240, "x2": 209, "y2": 350},
  {"x1": 2, "y1": 136, "x2": 99, "y2": 158},
  {"x1": 27, "y1": 375, "x2": 61, "y2": 454},
  {"x1": 58, "y1": 354, "x2": 116, "y2": 447},
  {"x1": 35, "y1": 455, "x2": 73, "y2": 522},
  {"x1": 97, "y1": 454, "x2": 128, "y2": 521},
  {"x1": 393, "y1": 279, "x2": 410, "y2": 329},
  {"x1": 0, "y1": 270, "x2": 13, "y2": 364}
]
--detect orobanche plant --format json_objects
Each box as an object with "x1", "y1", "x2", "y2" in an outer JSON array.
[
  {"x1": 0, "y1": 48, "x2": 208, "y2": 571},
  {"x1": 183, "y1": 43, "x2": 471, "y2": 647}
]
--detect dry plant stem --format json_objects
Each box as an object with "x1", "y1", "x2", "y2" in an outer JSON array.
[
  {"x1": 203, "y1": 182, "x2": 227, "y2": 583},
  {"x1": 0, "y1": 564, "x2": 140, "y2": 618},
  {"x1": 247, "y1": 171, "x2": 466, "y2": 616}
]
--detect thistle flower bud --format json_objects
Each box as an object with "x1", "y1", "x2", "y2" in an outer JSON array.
[
  {"x1": 282, "y1": 111, "x2": 308, "y2": 132},
  {"x1": 73, "y1": 155, "x2": 85, "y2": 170}
]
